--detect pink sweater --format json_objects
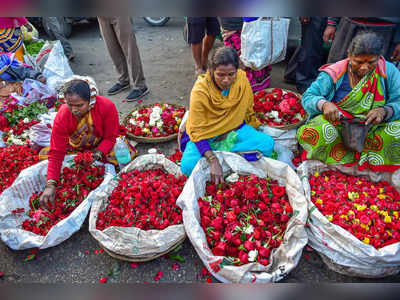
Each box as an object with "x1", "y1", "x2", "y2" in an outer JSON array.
[{"x1": 0, "y1": 18, "x2": 28, "y2": 28}]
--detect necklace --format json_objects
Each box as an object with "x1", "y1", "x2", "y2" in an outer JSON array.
[{"x1": 348, "y1": 66, "x2": 361, "y2": 88}]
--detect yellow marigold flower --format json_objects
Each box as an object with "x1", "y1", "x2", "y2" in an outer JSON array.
[
  {"x1": 340, "y1": 214, "x2": 348, "y2": 220},
  {"x1": 356, "y1": 180, "x2": 362, "y2": 185},
  {"x1": 382, "y1": 211, "x2": 389, "y2": 217},
  {"x1": 377, "y1": 194, "x2": 386, "y2": 200},
  {"x1": 379, "y1": 188, "x2": 384, "y2": 194},
  {"x1": 363, "y1": 237, "x2": 370, "y2": 244},
  {"x1": 356, "y1": 205, "x2": 367, "y2": 211},
  {"x1": 393, "y1": 211, "x2": 399, "y2": 219},
  {"x1": 316, "y1": 199, "x2": 323, "y2": 205},
  {"x1": 354, "y1": 219, "x2": 360, "y2": 224},
  {"x1": 311, "y1": 190, "x2": 316, "y2": 196},
  {"x1": 370, "y1": 205, "x2": 378, "y2": 211},
  {"x1": 327, "y1": 215, "x2": 333, "y2": 222},
  {"x1": 314, "y1": 172, "x2": 320, "y2": 177},
  {"x1": 360, "y1": 224, "x2": 369, "y2": 231},
  {"x1": 387, "y1": 230, "x2": 392, "y2": 237},
  {"x1": 363, "y1": 192, "x2": 369, "y2": 197},
  {"x1": 348, "y1": 210, "x2": 355, "y2": 215},
  {"x1": 324, "y1": 176, "x2": 329, "y2": 182},
  {"x1": 384, "y1": 215, "x2": 392, "y2": 223}
]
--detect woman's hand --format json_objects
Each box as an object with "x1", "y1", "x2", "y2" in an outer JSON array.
[
  {"x1": 365, "y1": 107, "x2": 386, "y2": 125},
  {"x1": 322, "y1": 101, "x2": 340, "y2": 123},
  {"x1": 323, "y1": 25, "x2": 336, "y2": 45},
  {"x1": 39, "y1": 185, "x2": 56, "y2": 209},
  {"x1": 204, "y1": 151, "x2": 224, "y2": 185}
]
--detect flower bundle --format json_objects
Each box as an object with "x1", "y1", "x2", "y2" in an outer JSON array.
[
  {"x1": 2, "y1": 118, "x2": 40, "y2": 146},
  {"x1": 96, "y1": 168, "x2": 186, "y2": 231},
  {"x1": 198, "y1": 174, "x2": 293, "y2": 266},
  {"x1": 0, "y1": 145, "x2": 39, "y2": 194},
  {"x1": 310, "y1": 170, "x2": 400, "y2": 249},
  {"x1": 21, "y1": 152, "x2": 105, "y2": 236},
  {"x1": 253, "y1": 88, "x2": 306, "y2": 127},
  {"x1": 126, "y1": 104, "x2": 185, "y2": 138}
]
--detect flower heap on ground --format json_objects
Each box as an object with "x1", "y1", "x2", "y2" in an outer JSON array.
[
  {"x1": 0, "y1": 145, "x2": 39, "y2": 195},
  {"x1": 310, "y1": 170, "x2": 400, "y2": 249},
  {"x1": 20, "y1": 151, "x2": 105, "y2": 236},
  {"x1": 199, "y1": 174, "x2": 293, "y2": 266},
  {"x1": 126, "y1": 104, "x2": 185, "y2": 138},
  {"x1": 253, "y1": 88, "x2": 306, "y2": 127},
  {"x1": 96, "y1": 168, "x2": 186, "y2": 230}
]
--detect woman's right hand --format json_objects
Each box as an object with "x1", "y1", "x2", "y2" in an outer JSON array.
[
  {"x1": 323, "y1": 25, "x2": 336, "y2": 45},
  {"x1": 39, "y1": 185, "x2": 56, "y2": 209},
  {"x1": 209, "y1": 159, "x2": 224, "y2": 185},
  {"x1": 322, "y1": 101, "x2": 340, "y2": 123}
]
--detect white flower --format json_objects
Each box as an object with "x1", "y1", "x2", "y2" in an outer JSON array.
[
  {"x1": 139, "y1": 121, "x2": 145, "y2": 128},
  {"x1": 156, "y1": 121, "x2": 163, "y2": 128},
  {"x1": 248, "y1": 250, "x2": 258, "y2": 262},
  {"x1": 150, "y1": 112, "x2": 161, "y2": 122},
  {"x1": 152, "y1": 106, "x2": 162, "y2": 114},
  {"x1": 148, "y1": 148, "x2": 157, "y2": 154},
  {"x1": 226, "y1": 173, "x2": 239, "y2": 183},
  {"x1": 23, "y1": 118, "x2": 30, "y2": 123},
  {"x1": 149, "y1": 119, "x2": 156, "y2": 127},
  {"x1": 244, "y1": 224, "x2": 254, "y2": 235},
  {"x1": 129, "y1": 119, "x2": 136, "y2": 126}
]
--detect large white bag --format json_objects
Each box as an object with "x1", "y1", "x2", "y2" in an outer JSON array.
[
  {"x1": 89, "y1": 154, "x2": 186, "y2": 261},
  {"x1": 298, "y1": 160, "x2": 400, "y2": 278},
  {"x1": 176, "y1": 152, "x2": 308, "y2": 283},
  {"x1": 240, "y1": 17, "x2": 290, "y2": 69},
  {"x1": 0, "y1": 157, "x2": 115, "y2": 250}
]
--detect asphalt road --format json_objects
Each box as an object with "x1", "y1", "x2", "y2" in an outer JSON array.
[{"x1": 0, "y1": 17, "x2": 399, "y2": 283}]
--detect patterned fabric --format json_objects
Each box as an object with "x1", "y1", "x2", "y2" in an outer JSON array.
[
  {"x1": 39, "y1": 112, "x2": 136, "y2": 165},
  {"x1": 297, "y1": 67, "x2": 400, "y2": 172},
  {"x1": 0, "y1": 27, "x2": 23, "y2": 53}
]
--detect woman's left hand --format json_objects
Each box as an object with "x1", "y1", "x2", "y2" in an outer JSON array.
[{"x1": 365, "y1": 107, "x2": 386, "y2": 125}]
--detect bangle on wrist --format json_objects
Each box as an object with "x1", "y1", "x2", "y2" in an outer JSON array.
[{"x1": 46, "y1": 179, "x2": 57, "y2": 187}]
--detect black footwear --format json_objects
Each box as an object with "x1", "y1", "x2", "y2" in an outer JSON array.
[
  {"x1": 107, "y1": 82, "x2": 130, "y2": 95},
  {"x1": 126, "y1": 87, "x2": 149, "y2": 102}
]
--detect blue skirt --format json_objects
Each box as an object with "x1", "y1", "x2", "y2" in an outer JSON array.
[{"x1": 181, "y1": 124, "x2": 274, "y2": 176}]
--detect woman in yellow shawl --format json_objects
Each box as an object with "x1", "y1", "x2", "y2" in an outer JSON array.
[{"x1": 181, "y1": 47, "x2": 274, "y2": 182}]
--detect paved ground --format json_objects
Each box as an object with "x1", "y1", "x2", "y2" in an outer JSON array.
[{"x1": 0, "y1": 17, "x2": 400, "y2": 283}]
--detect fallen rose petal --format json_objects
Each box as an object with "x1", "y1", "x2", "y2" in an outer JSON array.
[
  {"x1": 99, "y1": 277, "x2": 108, "y2": 283},
  {"x1": 304, "y1": 254, "x2": 310, "y2": 260},
  {"x1": 99, "y1": 249, "x2": 104, "y2": 254},
  {"x1": 206, "y1": 277, "x2": 212, "y2": 283},
  {"x1": 138, "y1": 100, "x2": 143, "y2": 104},
  {"x1": 131, "y1": 263, "x2": 139, "y2": 269},
  {"x1": 154, "y1": 271, "x2": 163, "y2": 281},
  {"x1": 122, "y1": 99, "x2": 127, "y2": 103},
  {"x1": 84, "y1": 250, "x2": 89, "y2": 254},
  {"x1": 171, "y1": 263, "x2": 180, "y2": 271}
]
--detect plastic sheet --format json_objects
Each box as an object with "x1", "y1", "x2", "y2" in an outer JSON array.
[
  {"x1": 89, "y1": 154, "x2": 186, "y2": 259},
  {"x1": 297, "y1": 160, "x2": 400, "y2": 277},
  {"x1": 0, "y1": 156, "x2": 116, "y2": 250},
  {"x1": 176, "y1": 152, "x2": 308, "y2": 283},
  {"x1": 28, "y1": 112, "x2": 57, "y2": 148}
]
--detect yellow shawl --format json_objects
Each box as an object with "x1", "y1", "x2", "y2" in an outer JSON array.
[{"x1": 186, "y1": 69, "x2": 260, "y2": 142}]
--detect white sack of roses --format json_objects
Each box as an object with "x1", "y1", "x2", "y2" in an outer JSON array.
[
  {"x1": 89, "y1": 154, "x2": 186, "y2": 259},
  {"x1": 0, "y1": 156, "x2": 116, "y2": 250},
  {"x1": 176, "y1": 152, "x2": 308, "y2": 283},
  {"x1": 298, "y1": 160, "x2": 400, "y2": 278}
]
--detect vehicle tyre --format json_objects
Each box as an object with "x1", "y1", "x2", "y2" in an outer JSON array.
[{"x1": 143, "y1": 17, "x2": 170, "y2": 26}]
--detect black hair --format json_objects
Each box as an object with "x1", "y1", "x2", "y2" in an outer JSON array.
[
  {"x1": 347, "y1": 31, "x2": 384, "y2": 57},
  {"x1": 64, "y1": 79, "x2": 91, "y2": 102},
  {"x1": 208, "y1": 46, "x2": 240, "y2": 71}
]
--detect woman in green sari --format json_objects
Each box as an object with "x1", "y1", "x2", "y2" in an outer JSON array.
[{"x1": 297, "y1": 31, "x2": 400, "y2": 172}]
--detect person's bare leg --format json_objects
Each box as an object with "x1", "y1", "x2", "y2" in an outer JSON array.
[
  {"x1": 191, "y1": 42, "x2": 203, "y2": 74},
  {"x1": 201, "y1": 34, "x2": 216, "y2": 70}
]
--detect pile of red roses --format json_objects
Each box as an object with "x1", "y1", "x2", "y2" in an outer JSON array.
[
  {"x1": 125, "y1": 104, "x2": 185, "y2": 138},
  {"x1": 2, "y1": 119, "x2": 40, "y2": 146},
  {"x1": 253, "y1": 88, "x2": 306, "y2": 127},
  {"x1": 96, "y1": 168, "x2": 186, "y2": 231},
  {"x1": 199, "y1": 174, "x2": 293, "y2": 266},
  {"x1": 0, "y1": 145, "x2": 39, "y2": 194},
  {"x1": 309, "y1": 170, "x2": 400, "y2": 249},
  {"x1": 168, "y1": 149, "x2": 183, "y2": 166},
  {"x1": 21, "y1": 152, "x2": 105, "y2": 236}
]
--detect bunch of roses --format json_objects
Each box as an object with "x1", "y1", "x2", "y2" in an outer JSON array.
[
  {"x1": 253, "y1": 88, "x2": 306, "y2": 127},
  {"x1": 21, "y1": 151, "x2": 105, "y2": 236},
  {"x1": 126, "y1": 104, "x2": 185, "y2": 138},
  {"x1": 199, "y1": 174, "x2": 293, "y2": 266},
  {"x1": 0, "y1": 145, "x2": 39, "y2": 195},
  {"x1": 96, "y1": 168, "x2": 186, "y2": 231},
  {"x1": 224, "y1": 32, "x2": 270, "y2": 86},
  {"x1": 2, "y1": 118, "x2": 40, "y2": 146},
  {"x1": 309, "y1": 170, "x2": 400, "y2": 249}
]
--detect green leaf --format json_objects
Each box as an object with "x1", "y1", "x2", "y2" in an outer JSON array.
[
  {"x1": 169, "y1": 253, "x2": 185, "y2": 262},
  {"x1": 24, "y1": 254, "x2": 36, "y2": 262}
]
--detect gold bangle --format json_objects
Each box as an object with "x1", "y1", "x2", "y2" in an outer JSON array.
[
  {"x1": 206, "y1": 155, "x2": 218, "y2": 163},
  {"x1": 46, "y1": 179, "x2": 57, "y2": 187}
]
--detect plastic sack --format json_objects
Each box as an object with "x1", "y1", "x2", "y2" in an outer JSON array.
[
  {"x1": 176, "y1": 152, "x2": 308, "y2": 283},
  {"x1": 35, "y1": 41, "x2": 54, "y2": 72},
  {"x1": 28, "y1": 112, "x2": 57, "y2": 148},
  {"x1": 0, "y1": 157, "x2": 116, "y2": 250},
  {"x1": 259, "y1": 125, "x2": 298, "y2": 152},
  {"x1": 21, "y1": 78, "x2": 57, "y2": 106},
  {"x1": 273, "y1": 142, "x2": 295, "y2": 169},
  {"x1": 89, "y1": 154, "x2": 186, "y2": 260},
  {"x1": 42, "y1": 40, "x2": 74, "y2": 91},
  {"x1": 297, "y1": 160, "x2": 400, "y2": 278},
  {"x1": 240, "y1": 17, "x2": 290, "y2": 69}
]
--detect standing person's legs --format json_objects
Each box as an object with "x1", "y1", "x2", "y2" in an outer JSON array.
[
  {"x1": 187, "y1": 17, "x2": 207, "y2": 75},
  {"x1": 296, "y1": 17, "x2": 327, "y2": 93},
  {"x1": 98, "y1": 17, "x2": 130, "y2": 95},
  {"x1": 201, "y1": 17, "x2": 221, "y2": 70}
]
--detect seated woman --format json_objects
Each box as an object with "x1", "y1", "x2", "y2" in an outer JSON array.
[
  {"x1": 180, "y1": 46, "x2": 274, "y2": 182},
  {"x1": 297, "y1": 31, "x2": 400, "y2": 172},
  {"x1": 39, "y1": 76, "x2": 136, "y2": 207}
]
